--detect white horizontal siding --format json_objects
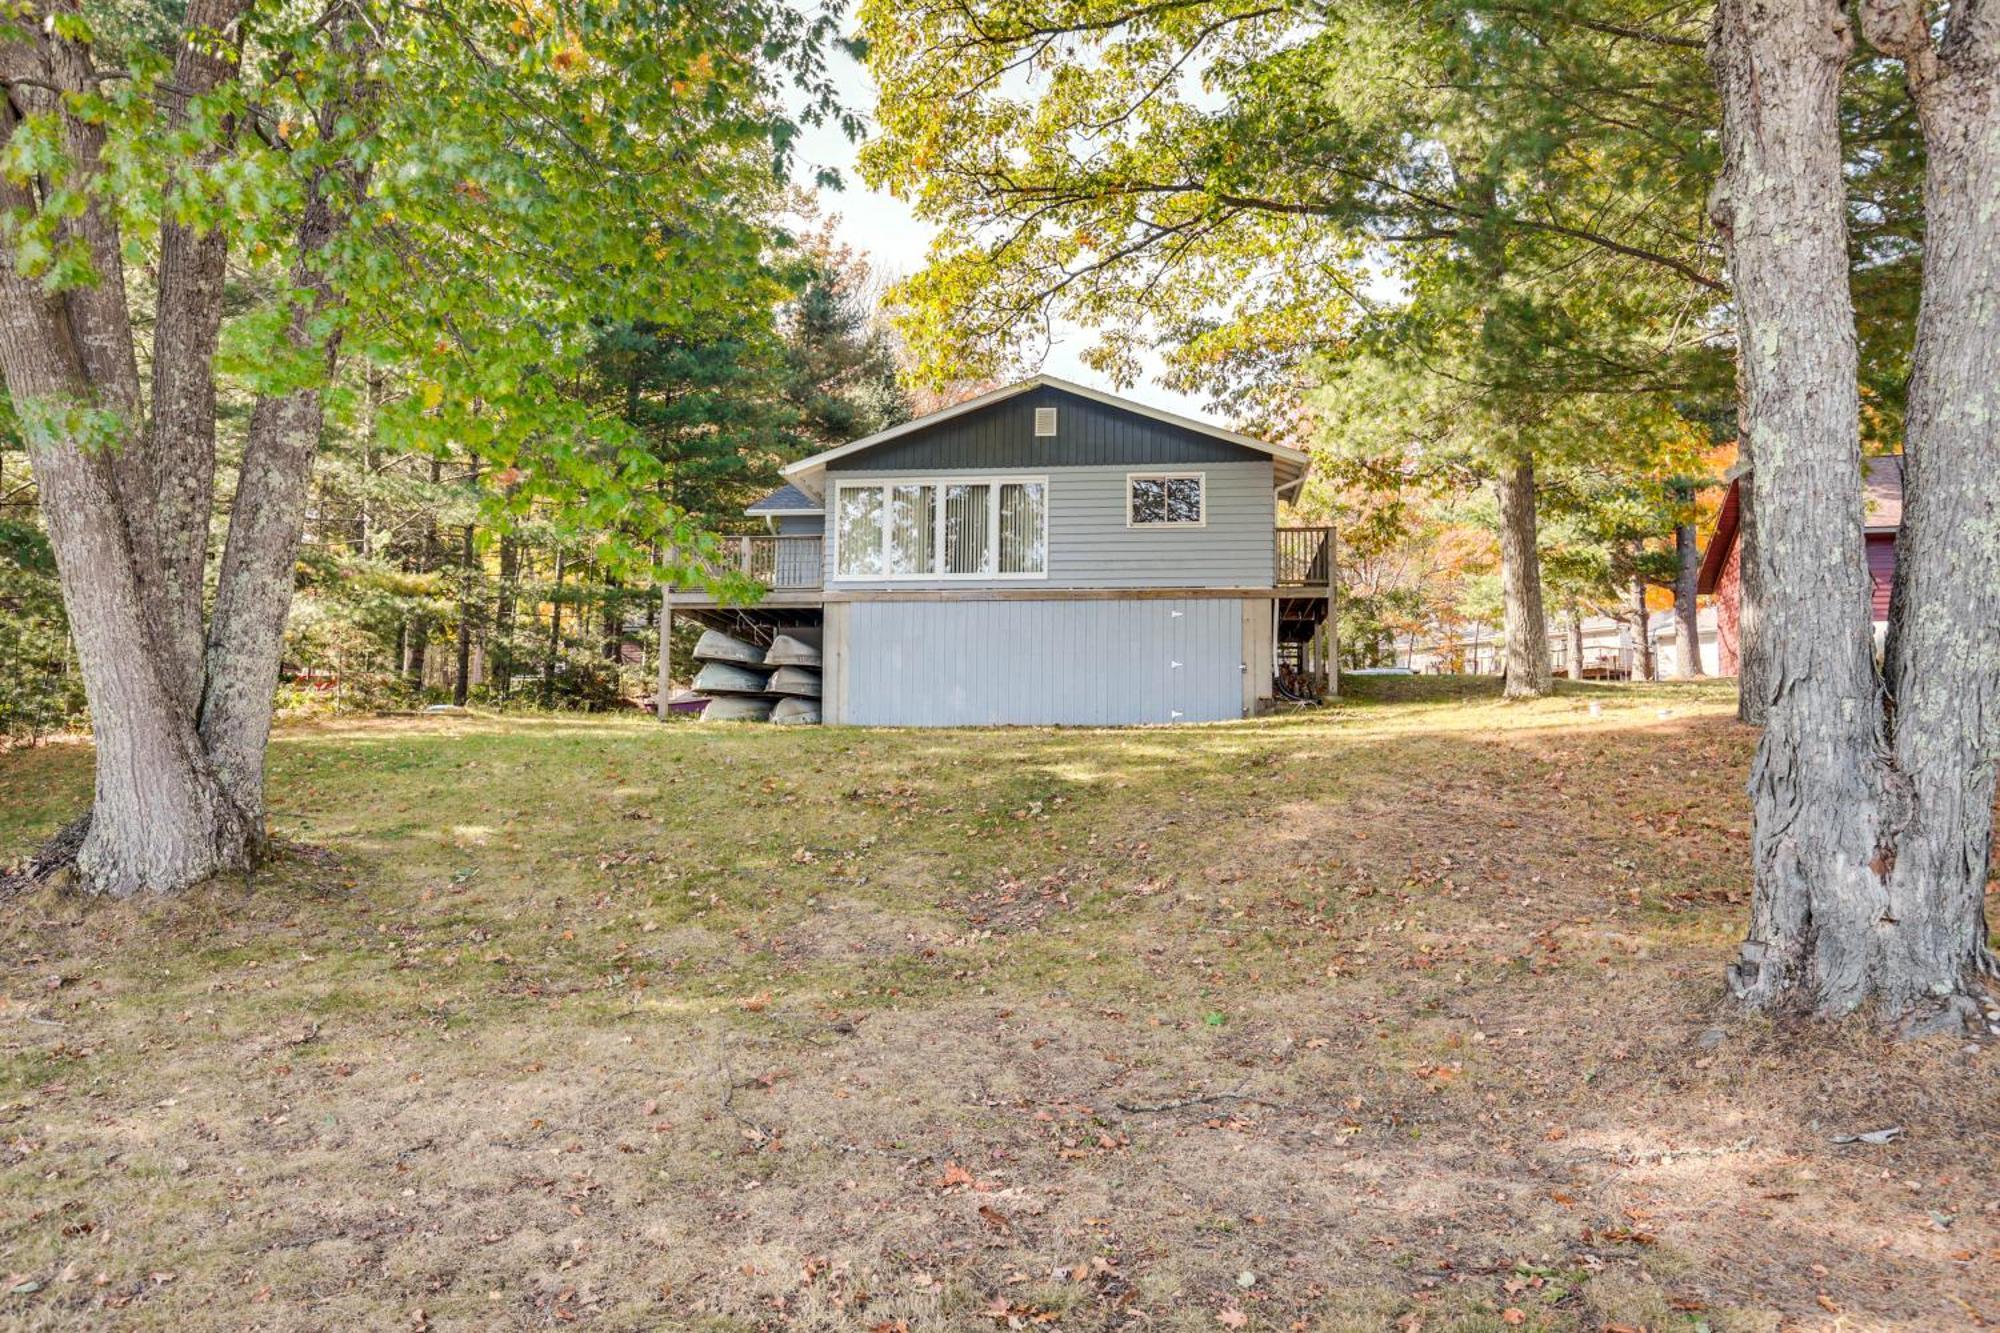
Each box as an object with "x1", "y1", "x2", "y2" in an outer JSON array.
[{"x1": 823, "y1": 462, "x2": 1276, "y2": 590}]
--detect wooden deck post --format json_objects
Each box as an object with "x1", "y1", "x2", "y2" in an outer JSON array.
[
  {"x1": 1325, "y1": 527, "x2": 1338, "y2": 697},
  {"x1": 656, "y1": 581, "x2": 673, "y2": 721}
]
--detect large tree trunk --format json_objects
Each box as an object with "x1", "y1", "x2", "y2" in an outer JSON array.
[
  {"x1": 0, "y1": 233, "x2": 251, "y2": 893},
  {"x1": 144, "y1": 0, "x2": 246, "y2": 715},
  {"x1": 1674, "y1": 516, "x2": 1703, "y2": 678},
  {"x1": 1710, "y1": 0, "x2": 1893, "y2": 1015},
  {"x1": 1494, "y1": 456, "x2": 1552, "y2": 699},
  {"x1": 1630, "y1": 574, "x2": 1656, "y2": 682},
  {"x1": 1733, "y1": 469, "x2": 1767, "y2": 721},
  {"x1": 1860, "y1": 0, "x2": 2000, "y2": 1014},
  {"x1": 0, "y1": 9, "x2": 256, "y2": 894},
  {"x1": 0, "y1": 9, "x2": 369, "y2": 894},
  {"x1": 199, "y1": 136, "x2": 352, "y2": 828}
]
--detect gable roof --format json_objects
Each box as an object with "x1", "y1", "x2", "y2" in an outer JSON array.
[
  {"x1": 1694, "y1": 477, "x2": 1741, "y2": 595},
  {"x1": 1861, "y1": 454, "x2": 1903, "y2": 529},
  {"x1": 745, "y1": 482, "x2": 821, "y2": 516},
  {"x1": 1697, "y1": 453, "x2": 1903, "y2": 595},
  {"x1": 779, "y1": 374, "x2": 1308, "y2": 498}
]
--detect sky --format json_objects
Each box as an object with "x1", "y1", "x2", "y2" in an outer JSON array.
[{"x1": 789, "y1": 36, "x2": 1216, "y2": 420}]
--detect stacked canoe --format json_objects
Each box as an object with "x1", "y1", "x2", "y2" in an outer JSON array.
[{"x1": 690, "y1": 628, "x2": 821, "y2": 724}]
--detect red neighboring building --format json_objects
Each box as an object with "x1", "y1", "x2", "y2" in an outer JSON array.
[{"x1": 1696, "y1": 456, "x2": 1903, "y2": 674}]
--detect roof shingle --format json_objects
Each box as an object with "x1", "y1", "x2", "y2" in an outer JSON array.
[{"x1": 744, "y1": 482, "x2": 821, "y2": 515}]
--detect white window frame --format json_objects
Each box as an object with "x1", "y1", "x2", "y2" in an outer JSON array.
[
  {"x1": 829, "y1": 475, "x2": 1051, "y2": 582},
  {"x1": 1126, "y1": 471, "x2": 1207, "y2": 528}
]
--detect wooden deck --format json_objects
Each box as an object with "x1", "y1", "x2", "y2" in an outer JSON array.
[{"x1": 671, "y1": 527, "x2": 1335, "y2": 603}]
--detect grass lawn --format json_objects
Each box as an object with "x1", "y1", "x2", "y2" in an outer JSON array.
[{"x1": 1, "y1": 677, "x2": 1994, "y2": 1331}]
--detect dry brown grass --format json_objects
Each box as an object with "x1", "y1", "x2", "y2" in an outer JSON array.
[{"x1": 0, "y1": 676, "x2": 1995, "y2": 1332}]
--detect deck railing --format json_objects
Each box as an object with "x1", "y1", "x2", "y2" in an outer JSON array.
[
  {"x1": 682, "y1": 530, "x2": 1326, "y2": 594},
  {"x1": 1276, "y1": 526, "x2": 1335, "y2": 589},
  {"x1": 716, "y1": 534, "x2": 823, "y2": 590}
]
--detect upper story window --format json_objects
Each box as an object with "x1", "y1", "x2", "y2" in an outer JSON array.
[
  {"x1": 833, "y1": 477, "x2": 1047, "y2": 580},
  {"x1": 1128, "y1": 472, "x2": 1205, "y2": 527}
]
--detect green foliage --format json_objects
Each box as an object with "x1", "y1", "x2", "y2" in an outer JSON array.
[
  {"x1": 584, "y1": 245, "x2": 911, "y2": 532},
  {"x1": 859, "y1": 0, "x2": 1722, "y2": 416},
  {"x1": 12, "y1": 0, "x2": 863, "y2": 595},
  {"x1": 1339, "y1": 586, "x2": 1428, "y2": 670},
  {"x1": 283, "y1": 237, "x2": 911, "y2": 715},
  {"x1": 0, "y1": 517, "x2": 85, "y2": 742},
  {"x1": 1538, "y1": 467, "x2": 1696, "y2": 613}
]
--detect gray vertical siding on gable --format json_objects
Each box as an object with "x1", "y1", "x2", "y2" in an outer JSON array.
[
  {"x1": 826, "y1": 383, "x2": 1269, "y2": 472},
  {"x1": 776, "y1": 513, "x2": 824, "y2": 537},
  {"x1": 841, "y1": 598, "x2": 1245, "y2": 726},
  {"x1": 823, "y1": 460, "x2": 1275, "y2": 589}
]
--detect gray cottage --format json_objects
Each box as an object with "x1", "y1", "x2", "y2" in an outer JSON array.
[{"x1": 663, "y1": 376, "x2": 1334, "y2": 726}]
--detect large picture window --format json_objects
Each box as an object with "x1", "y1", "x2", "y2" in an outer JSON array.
[
  {"x1": 1128, "y1": 472, "x2": 1204, "y2": 526},
  {"x1": 835, "y1": 485, "x2": 884, "y2": 577},
  {"x1": 833, "y1": 477, "x2": 1048, "y2": 580}
]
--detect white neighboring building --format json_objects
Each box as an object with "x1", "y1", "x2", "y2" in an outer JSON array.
[
  {"x1": 1557, "y1": 606, "x2": 1720, "y2": 679},
  {"x1": 1650, "y1": 605, "x2": 1722, "y2": 677},
  {"x1": 1402, "y1": 605, "x2": 1720, "y2": 679}
]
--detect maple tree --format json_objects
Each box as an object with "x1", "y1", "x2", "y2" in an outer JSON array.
[{"x1": 0, "y1": 0, "x2": 852, "y2": 894}]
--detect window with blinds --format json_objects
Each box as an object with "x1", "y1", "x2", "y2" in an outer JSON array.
[{"x1": 832, "y1": 478, "x2": 1048, "y2": 579}]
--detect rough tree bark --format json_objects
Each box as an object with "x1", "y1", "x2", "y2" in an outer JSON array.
[
  {"x1": 1567, "y1": 612, "x2": 1584, "y2": 681},
  {"x1": 1494, "y1": 456, "x2": 1552, "y2": 699},
  {"x1": 1710, "y1": 0, "x2": 1900, "y2": 1015},
  {"x1": 0, "y1": 8, "x2": 369, "y2": 893},
  {"x1": 1733, "y1": 468, "x2": 1767, "y2": 721},
  {"x1": 1629, "y1": 574, "x2": 1657, "y2": 682},
  {"x1": 0, "y1": 4, "x2": 257, "y2": 893},
  {"x1": 1674, "y1": 507, "x2": 1704, "y2": 678},
  {"x1": 1859, "y1": 0, "x2": 2000, "y2": 1017},
  {"x1": 200, "y1": 147, "x2": 349, "y2": 830}
]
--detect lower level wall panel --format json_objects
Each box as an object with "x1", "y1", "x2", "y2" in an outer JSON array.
[{"x1": 838, "y1": 598, "x2": 1249, "y2": 726}]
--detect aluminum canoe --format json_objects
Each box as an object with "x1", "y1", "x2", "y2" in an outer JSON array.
[
  {"x1": 691, "y1": 628, "x2": 766, "y2": 666},
  {"x1": 770, "y1": 697, "x2": 820, "y2": 725},
  {"x1": 766, "y1": 665, "x2": 822, "y2": 698},
  {"x1": 700, "y1": 695, "x2": 775, "y2": 722},
  {"x1": 692, "y1": 660, "x2": 773, "y2": 696},
  {"x1": 762, "y1": 633, "x2": 821, "y2": 668}
]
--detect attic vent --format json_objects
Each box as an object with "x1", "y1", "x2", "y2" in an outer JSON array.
[{"x1": 1034, "y1": 406, "x2": 1058, "y2": 437}]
